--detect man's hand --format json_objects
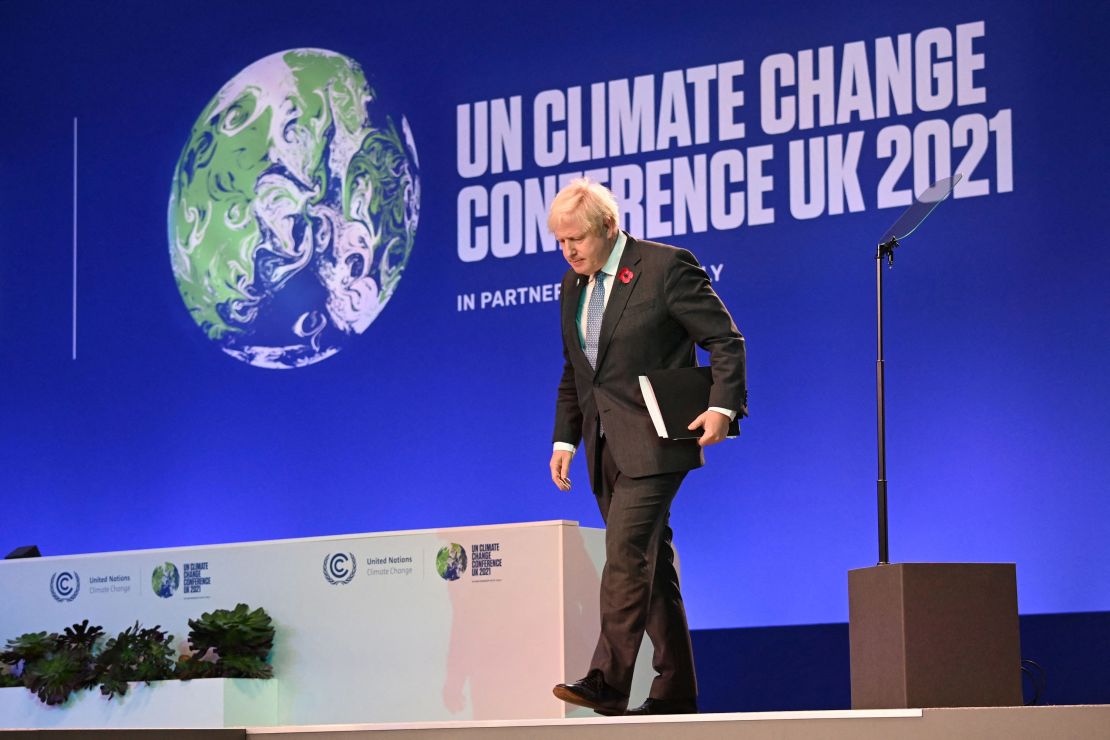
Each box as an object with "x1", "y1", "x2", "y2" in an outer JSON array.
[
  {"x1": 550, "y1": 450, "x2": 573, "y2": 490},
  {"x1": 688, "y1": 409, "x2": 731, "y2": 447}
]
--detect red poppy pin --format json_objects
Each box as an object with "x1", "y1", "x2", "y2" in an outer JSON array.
[{"x1": 618, "y1": 267, "x2": 634, "y2": 284}]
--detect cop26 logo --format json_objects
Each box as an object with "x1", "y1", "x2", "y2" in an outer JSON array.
[
  {"x1": 49, "y1": 571, "x2": 80, "y2": 602},
  {"x1": 152, "y1": 562, "x2": 180, "y2": 598},
  {"x1": 323, "y1": 552, "x2": 357, "y2": 585},
  {"x1": 435, "y1": 544, "x2": 467, "y2": 581}
]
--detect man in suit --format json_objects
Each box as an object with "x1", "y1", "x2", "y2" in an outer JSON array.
[{"x1": 548, "y1": 179, "x2": 747, "y2": 716}]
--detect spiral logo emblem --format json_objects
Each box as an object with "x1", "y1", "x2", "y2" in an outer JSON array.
[
  {"x1": 49, "y1": 571, "x2": 80, "y2": 602},
  {"x1": 323, "y1": 552, "x2": 357, "y2": 585}
]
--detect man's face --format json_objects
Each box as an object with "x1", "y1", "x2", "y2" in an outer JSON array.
[{"x1": 554, "y1": 214, "x2": 618, "y2": 276}]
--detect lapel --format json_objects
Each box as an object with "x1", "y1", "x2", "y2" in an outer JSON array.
[
  {"x1": 593, "y1": 235, "x2": 643, "y2": 373},
  {"x1": 562, "y1": 272, "x2": 591, "y2": 372}
]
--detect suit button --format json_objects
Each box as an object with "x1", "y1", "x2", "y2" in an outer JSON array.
[{"x1": 593, "y1": 381, "x2": 601, "y2": 388}]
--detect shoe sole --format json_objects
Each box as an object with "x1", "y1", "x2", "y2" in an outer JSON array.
[
  {"x1": 625, "y1": 701, "x2": 699, "y2": 716},
  {"x1": 552, "y1": 686, "x2": 625, "y2": 716}
]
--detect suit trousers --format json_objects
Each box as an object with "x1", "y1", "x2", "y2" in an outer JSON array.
[{"x1": 589, "y1": 435, "x2": 698, "y2": 700}]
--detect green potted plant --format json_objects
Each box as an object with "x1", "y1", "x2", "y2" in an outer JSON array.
[
  {"x1": 95, "y1": 622, "x2": 177, "y2": 699},
  {"x1": 0, "y1": 604, "x2": 274, "y2": 707},
  {"x1": 177, "y1": 603, "x2": 275, "y2": 679},
  {"x1": 0, "y1": 620, "x2": 103, "y2": 705}
]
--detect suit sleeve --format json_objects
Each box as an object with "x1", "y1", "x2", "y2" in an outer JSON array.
[
  {"x1": 553, "y1": 281, "x2": 584, "y2": 446},
  {"x1": 664, "y1": 249, "x2": 748, "y2": 417}
]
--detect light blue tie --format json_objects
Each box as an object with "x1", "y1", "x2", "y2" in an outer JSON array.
[{"x1": 584, "y1": 272, "x2": 607, "y2": 368}]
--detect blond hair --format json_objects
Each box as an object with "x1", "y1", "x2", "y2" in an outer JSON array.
[{"x1": 547, "y1": 178, "x2": 619, "y2": 235}]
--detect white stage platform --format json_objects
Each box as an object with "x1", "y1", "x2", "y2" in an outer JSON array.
[
  {"x1": 3, "y1": 706, "x2": 1110, "y2": 739},
  {"x1": 244, "y1": 705, "x2": 1110, "y2": 739}
]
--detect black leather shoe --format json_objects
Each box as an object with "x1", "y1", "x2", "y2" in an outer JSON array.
[
  {"x1": 624, "y1": 697, "x2": 699, "y2": 715},
  {"x1": 552, "y1": 670, "x2": 628, "y2": 716}
]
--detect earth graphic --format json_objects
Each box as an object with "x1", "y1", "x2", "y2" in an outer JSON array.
[
  {"x1": 152, "y1": 562, "x2": 180, "y2": 598},
  {"x1": 168, "y1": 49, "x2": 420, "y2": 368},
  {"x1": 436, "y1": 544, "x2": 467, "y2": 581}
]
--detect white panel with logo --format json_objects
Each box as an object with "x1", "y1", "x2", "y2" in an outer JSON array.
[{"x1": 0, "y1": 521, "x2": 655, "y2": 728}]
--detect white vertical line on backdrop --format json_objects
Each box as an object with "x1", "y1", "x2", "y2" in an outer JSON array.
[{"x1": 72, "y1": 117, "x2": 78, "y2": 360}]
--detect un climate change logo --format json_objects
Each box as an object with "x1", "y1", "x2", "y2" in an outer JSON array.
[
  {"x1": 436, "y1": 544, "x2": 467, "y2": 581},
  {"x1": 168, "y1": 48, "x2": 420, "y2": 369},
  {"x1": 49, "y1": 571, "x2": 80, "y2": 602},
  {"x1": 152, "y1": 562, "x2": 180, "y2": 598},
  {"x1": 323, "y1": 552, "x2": 357, "y2": 585}
]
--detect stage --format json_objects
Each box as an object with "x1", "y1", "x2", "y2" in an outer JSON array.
[{"x1": 3, "y1": 706, "x2": 1110, "y2": 739}]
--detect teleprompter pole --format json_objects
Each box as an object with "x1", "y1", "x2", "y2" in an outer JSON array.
[
  {"x1": 868, "y1": 174, "x2": 959, "y2": 567},
  {"x1": 875, "y1": 237, "x2": 897, "y2": 566}
]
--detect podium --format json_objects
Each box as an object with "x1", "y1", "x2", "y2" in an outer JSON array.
[{"x1": 848, "y1": 563, "x2": 1022, "y2": 708}]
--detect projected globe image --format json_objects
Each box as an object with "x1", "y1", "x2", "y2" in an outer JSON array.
[{"x1": 168, "y1": 49, "x2": 420, "y2": 368}]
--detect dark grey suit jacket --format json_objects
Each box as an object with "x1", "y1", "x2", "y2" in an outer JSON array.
[{"x1": 553, "y1": 234, "x2": 747, "y2": 493}]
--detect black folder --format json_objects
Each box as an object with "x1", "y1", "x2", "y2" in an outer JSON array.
[{"x1": 638, "y1": 366, "x2": 740, "y2": 440}]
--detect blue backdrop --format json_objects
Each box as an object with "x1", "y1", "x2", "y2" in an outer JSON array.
[{"x1": 2, "y1": 0, "x2": 1108, "y2": 629}]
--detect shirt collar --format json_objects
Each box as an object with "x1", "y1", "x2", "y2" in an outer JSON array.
[{"x1": 598, "y1": 231, "x2": 626, "y2": 279}]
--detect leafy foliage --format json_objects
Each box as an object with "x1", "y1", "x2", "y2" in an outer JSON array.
[
  {"x1": 215, "y1": 653, "x2": 273, "y2": 679},
  {"x1": 59, "y1": 620, "x2": 105, "y2": 653},
  {"x1": 183, "y1": 603, "x2": 274, "y2": 678},
  {"x1": 175, "y1": 653, "x2": 220, "y2": 680},
  {"x1": 23, "y1": 651, "x2": 89, "y2": 705},
  {"x1": 0, "y1": 604, "x2": 275, "y2": 705},
  {"x1": 1, "y1": 622, "x2": 102, "y2": 705},
  {"x1": 0, "y1": 631, "x2": 58, "y2": 666},
  {"x1": 95, "y1": 622, "x2": 176, "y2": 699},
  {"x1": 186, "y1": 603, "x2": 274, "y2": 661}
]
